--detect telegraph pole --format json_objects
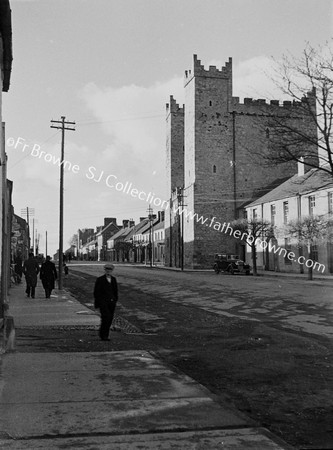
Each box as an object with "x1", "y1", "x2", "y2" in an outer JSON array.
[
  {"x1": 45, "y1": 231, "x2": 48, "y2": 258},
  {"x1": 147, "y1": 205, "x2": 154, "y2": 267},
  {"x1": 50, "y1": 116, "x2": 75, "y2": 289},
  {"x1": 177, "y1": 187, "x2": 186, "y2": 271},
  {"x1": 21, "y1": 207, "x2": 34, "y2": 254}
]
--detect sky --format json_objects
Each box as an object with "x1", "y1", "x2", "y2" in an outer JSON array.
[{"x1": 3, "y1": 0, "x2": 333, "y2": 256}]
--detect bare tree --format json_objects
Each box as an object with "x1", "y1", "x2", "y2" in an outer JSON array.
[
  {"x1": 287, "y1": 215, "x2": 333, "y2": 280},
  {"x1": 263, "y1": 41, "x2": 333, "y2": 176},
  {"x1": 68, "y1": 234, "x2": 78, "y2": 247},
  {"x1": 231, "y1": 218, "x2": 274, "y2": 276}
]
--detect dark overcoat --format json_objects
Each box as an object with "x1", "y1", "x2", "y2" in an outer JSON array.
[
  {"x1": 93, "y1": 274, "x2": 118, "y2": 309},
  {"x1": 40, "y1": 260, "x2": 58, "y2": 290},
  {"x1": 23, "y1": 257, "x2": 40, "y2": 287}
]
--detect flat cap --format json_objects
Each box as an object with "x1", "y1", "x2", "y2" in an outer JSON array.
[{"x1": 104, "y1": 263, "x2": 114, "y2": 270}]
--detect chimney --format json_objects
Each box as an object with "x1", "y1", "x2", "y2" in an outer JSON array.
[
  {"x1": 104, "y1": 217, "x2": 117, "y2": 227},
  {"x1": 298, "y1": 157, "x2": 305, "y2": 176},
  {"x1": 122, "y1": 219, "x2": 129, "y2": 228},
  {"x1": 129, "y1": 220, "x2": 135, "y2": 227}
]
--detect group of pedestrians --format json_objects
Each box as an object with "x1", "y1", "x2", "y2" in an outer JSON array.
[
  {"x1": 17, "y1": 253, "x2": 58, "y2": 299},
  {"x1": 15, "y1": 254, "x2": 119, "y2": 341}
]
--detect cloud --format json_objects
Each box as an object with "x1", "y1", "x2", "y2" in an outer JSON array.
[{"x1": 79, "y1": 77, "x2": 184, "y2": 201}]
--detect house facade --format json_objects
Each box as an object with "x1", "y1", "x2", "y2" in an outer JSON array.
[
  {"x1": 0, "y1": 0, "x2": 12, "y2": 334},
  {"x1": 245, "y1": 167, "x2": 333, "y2": 274}
]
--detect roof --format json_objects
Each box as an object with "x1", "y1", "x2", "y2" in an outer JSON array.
[
  {"x1": 246, "y1": 169, "x2": 333, "y2": 208},
  {"x1": 107, "y1": 227, "x2": 131, "y2": 242},
  {"x1": 153, "y1": 220, "x2": 164, "y2": 231},
  {"x1": 96, "y1": 220, "x2": 118, "y2": 236},
  {"x1": 125, "y1": 219, "x2": 150, "y2": 241},
  {"x1": 0, "y1": 0, "x2": 12, "y2": 92}
]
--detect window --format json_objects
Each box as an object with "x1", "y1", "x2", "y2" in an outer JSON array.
[
  {"x1": 309, "y1": 196, "x2": 315, "y2": 216},
  {"x1": 283, "y1": 201, "x2": 289, "y2": 224},
  {"x1": 209, "y1": 100, "x2": 212, "y2": 106},
  {"x1": 284, "y1": 238, "x2": 292, "y2": 265},
  {"x1": 213, "y1": 165, "x2": 217, "y2": 173},
  {"x1": 329, "y1": 192, "x2": 333, "y2": 215},
  {"x1": 252, "y1": 208, "x2": 258, "y2": 220},
  {"x1": 265, "y1": 128, "x2": 270, "y2": 139},
  {"x1": 270, "y1": 204, "x2": 276, "y2": 225}
]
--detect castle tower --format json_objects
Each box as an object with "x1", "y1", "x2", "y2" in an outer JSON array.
[
  {"x1": 164, "y1": 96, "x2": 184, "y2": 267},
  {"x1": 167, "y1": 55, "x2": 318, "y2": 269},
  {"x1": 183, "y1": 55, "x2": 236, "y2": 268}
]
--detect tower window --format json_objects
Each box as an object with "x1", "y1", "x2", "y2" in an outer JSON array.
[
  {"x1": 213, "y1": 165, "x2": 217, "y2": 173},
  {"x1": 266, "y1": 128, "x2": 270, "y2": 138},
  {"x1": 209, "y1": 100, "x2": 212, "y2": 106}
]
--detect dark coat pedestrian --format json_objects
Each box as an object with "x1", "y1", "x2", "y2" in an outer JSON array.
[
  {"x1": 23, "y1": 253, "x2": 40, "y2": 298},
  {"x1": 93, "y1": 263, "x2": 118, "y2": 341},
  {"x1": 14, "y1": 254, "x2": 23, "y2": 282},
  {"x1": 40, "y1": 256, "x2": 58, "y2": 298}
]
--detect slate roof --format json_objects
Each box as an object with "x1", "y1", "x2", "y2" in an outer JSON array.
[
  {"x1": 107, "y1": 227, "x2": 131, "y2": 242},
  {"x1": 246, "y1": 169, "x2": 333, "y2": 208}
]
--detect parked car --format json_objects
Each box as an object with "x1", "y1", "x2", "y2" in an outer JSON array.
[{"x1": 213, "y1": 253, "x2": 251, "y2": 275}]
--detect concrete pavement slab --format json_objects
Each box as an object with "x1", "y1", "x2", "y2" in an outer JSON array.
[
  {"x1": 0, "y1": 428, "x2": 291, "y2": 449},
  {"x1": 0, "y1": 351, "x2": 290, "y2": 449},
  {"x1": 7, "y1": 284, "x2": 99, "y2": 328}
]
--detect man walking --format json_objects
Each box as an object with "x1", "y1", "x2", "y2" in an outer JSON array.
[
  {"x1": 40, "y1": 256, "x2": 58, "y2": 298},
  {"x1": 93, "y1": 263, "x2": 118, "y2": 341},
  {"x1": 23, "y1": 253, "x2": 40, "y2": 298}
]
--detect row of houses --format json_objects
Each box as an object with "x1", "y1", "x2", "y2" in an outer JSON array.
[
  {"x1": 75, "y1": 212, "x2": 165, "y2": 265},
  {"x1": 244, "y1": 164, "x2": 333, "y2": 275}
]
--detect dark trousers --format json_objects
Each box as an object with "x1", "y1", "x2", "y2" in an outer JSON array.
[
  {"x1": 99, "y1": 301, "x2": 117, "y2": 340},
  {"x1": 42, "y1": 280, "x2": 54, "y2": 298},
  {"x1": 26, "y1": 283, "x2": 35, "y2": 298}
]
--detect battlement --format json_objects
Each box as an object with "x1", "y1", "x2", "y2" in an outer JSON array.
[
  {"x1": 166, "y1": 95, "x2": 184, "y2": 115},
  {"x1": 184, "y1": 55, "x2": 232, "y2": 86},
  {"x1": 231, "y1": 89, "x2": 316, "y2": 114}
]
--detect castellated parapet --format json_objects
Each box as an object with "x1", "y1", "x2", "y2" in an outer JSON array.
[
  {"x1": 166, "y1": 95, "x2": 184, "y2": 116},
  {"x1": 231, "y1": 88, "x2": 316, "y2": 116},
  {"x1": 184, "y1": 54, "x2": 232, "y2": 87}
]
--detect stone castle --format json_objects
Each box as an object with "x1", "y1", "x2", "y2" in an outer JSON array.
[{"x1": 165, "y1": 55, "x2": 318, "y2": 269}]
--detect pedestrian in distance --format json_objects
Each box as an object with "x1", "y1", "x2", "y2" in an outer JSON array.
[
  {"x1": 64, "y1": 263, "x2": 69, "y2": 276},
  {"x1": 23, "y1": 252, "x2": 40, "y2": 298},
  {"x1": 93, "y1": 263, "x2": 118, "y2": 341},
  {"x1": 14, "y1": 253, "x2": 23, "y2": 283},
  {"x1": 40, "y1": 255, "x2": 58, "y2": 298}
]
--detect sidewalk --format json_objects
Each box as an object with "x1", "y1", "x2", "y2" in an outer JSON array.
[{"x1": 0, "y1": 283, "x2": 293, "y2": 449}]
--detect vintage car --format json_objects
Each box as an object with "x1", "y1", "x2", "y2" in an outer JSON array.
[{"x1": 213, "y1": 253, "x2": 251, "y2": 275}]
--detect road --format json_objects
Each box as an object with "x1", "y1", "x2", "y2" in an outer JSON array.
[
  {"x1": 70, "y1": 262, "x2": 333, "y2": 339},
  {"x1": 52, "y1": 262, "x2": 333, "y2": 449}
]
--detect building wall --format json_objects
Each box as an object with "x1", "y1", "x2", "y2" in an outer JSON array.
[
  {"x1": 246, "y1": 187, "x2": 333, "y2": 274},
  {"x1": 165, "y1": 97, "x2": 184, "y2": 266},
  {"x1": 167, "y1": 55, "x2": 317, "y2": 269}
]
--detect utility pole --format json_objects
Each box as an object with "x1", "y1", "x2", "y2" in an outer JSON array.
[
  {"x1": 21, "y1": 207, "x2": 34, "y2": 254},
  {"x1": 147, "y1": 205, "x2": 154, "y2": 267},
  {"x1": 177, "y1": 187, "x2": 186, "y2": 271},
  {"x1": 50, "y1": 116, "x2": 75, "y2": 289}
]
